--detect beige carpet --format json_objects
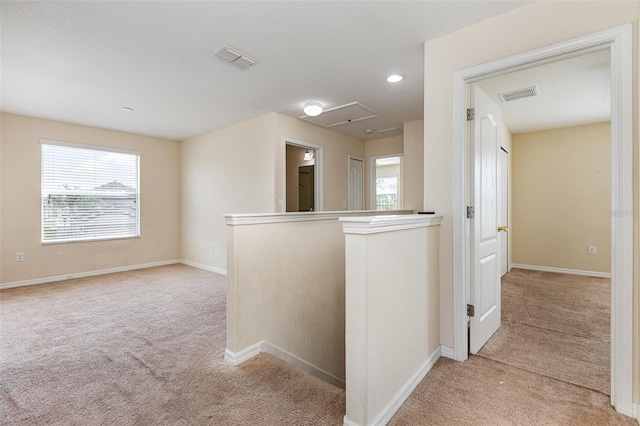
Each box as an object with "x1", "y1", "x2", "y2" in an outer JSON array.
[
  {"x1": 1, "y1": 265, "x2": 635, "y2": 425},
  {"x1": 0, "y1": 265, "x2": 345, "y2": 425},
  {"x1": 477, "y1": 268, "x2": 611, "y2": 395}
]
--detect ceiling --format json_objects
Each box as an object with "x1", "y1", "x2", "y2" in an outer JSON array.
[
  {"x1": 1, "y1": 1, "x2": 531, "y2": 142},
  {"x1": 476, "y1": 49, "x2": 611, "y2": 134}
]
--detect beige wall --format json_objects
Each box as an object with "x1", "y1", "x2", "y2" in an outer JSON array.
[
  {"x1": 0, "y1": 113, "x2": 181, "y2": 284},
  {"x1": 181, "y1": 112, "x2": 367, "y2": 272},
  {"x1": 422, "y1": 0, "x2": 638, "y2": 404},
  {"x1": 226, "y1": 217, "x2": 347, "y2": 384},
  {"x1": 285, "y1": 144, "x2": 315, "y2": 212},
  {"x1": 403, "y1": 119, "x2": 424, "y2": 212},
  {"x1": 512, "y1": 123, "x2": 611, "y2": 273},
  {"x1": 275, "y1": 113, "x2": 365, "y2": 212},
  {"x1": 180, "y1": 113, "x2": 277, "y2": 272},
  {"x1": 343, "y1": 218, "x2": 440, "y2": 425},
  {"x1": 364, "y1": 135, "x2": 403, "y2": 209}
]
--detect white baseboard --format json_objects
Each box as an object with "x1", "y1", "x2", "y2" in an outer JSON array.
[
  {"x1": 440, "y1": 345, "x2": 455, "y2": 359},
  {"x1": 261, "y1": 342, "x2": 345, "y2": 389},
  {"x1": 369, "y1": 347, "x2": 441, "y2": 426},
  {"x1": 343, "y1": 417, "x2": 359, "y2": 426},
  {"x1": 224, "y1": 342, "x2": 261, "y2": 366},
  {"x1": 0, "y1": 259, "x2": 181, "y2": 290},
  {"x1": 633, "y1": 403, "x2": 639, "y2": 423},
  {"x1": 224, "y1": 341, "x2": 345, "y2": 389},
  {"x1": 510, "y1": 263, "x2": 611, "y2": 279},
  {"x1": 180, "y1": 259, "x2": 227, "y2": 276}
]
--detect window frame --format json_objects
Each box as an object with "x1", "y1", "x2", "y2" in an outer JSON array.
[{"x1": 40, "y1": 139, "x2": 141, "y2": 244}]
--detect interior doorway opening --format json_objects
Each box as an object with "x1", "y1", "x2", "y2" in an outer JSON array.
[
  {"x1": 452, "y1": 25, "x2": 633, "y2": 415},
  {"x1": 284, "y1": 139, "x2": 323, "y2": 212}
]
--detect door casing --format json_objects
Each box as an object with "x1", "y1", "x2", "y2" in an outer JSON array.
[{"x1": 451, "y1": 24, "x2": 633, "y2": 415}]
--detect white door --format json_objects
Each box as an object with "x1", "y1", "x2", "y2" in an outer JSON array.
[
  {"x1": 469, "y1": 84, "x2": 502, "y2": 354},
  {"x1": 499, "y1": 148, "x2": 509, "y2": 276},
  {"x1": 348, "y1": 156, "x2": 364, "y2": 210}
]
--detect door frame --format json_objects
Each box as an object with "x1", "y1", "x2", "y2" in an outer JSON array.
[
  {"x1": 283, "y1": 138, "x2": 323, "y2": 212},
  {"x1": 369, "y1": 153, "x2": 404, "y2": 210},
  {"x1": 347, "y1": 155, "x2": 365, "y2": 210},
  {"x1": 451, "y1": 24, "x2": 633, "y2": 415}
]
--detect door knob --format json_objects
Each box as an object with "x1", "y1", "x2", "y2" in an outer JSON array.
[{"x1": 498, "y1": 225, "x2": 508, "y2": 232}]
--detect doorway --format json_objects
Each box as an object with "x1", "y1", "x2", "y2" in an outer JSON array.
[
  {"x1": 348, "y1": 156, "x2": 364, "y2": 210},
  {"x1": 452, "y1": 25, "x2": 633, "y2": 414},
  {"x1": 285, "y1": 139, "x2": 323, "y2": 212}
]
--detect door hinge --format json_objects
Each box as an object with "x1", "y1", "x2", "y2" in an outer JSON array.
[
  {"x1": 467, "y1": 108, "x2": 475, "y2": 121},
  {"x1": 466, "y1": 206, "x2": 474, "y2": 219},
  {"x1": 467, "y1": 304, "x2": 475, "y2": 317}
]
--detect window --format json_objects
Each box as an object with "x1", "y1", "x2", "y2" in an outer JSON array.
[
  {"x1": 41, "y1": 140, "x2": 140, "y2": 243},
  {"x1": 374, "y1": 156, "x2": 403, "y2": 210}
]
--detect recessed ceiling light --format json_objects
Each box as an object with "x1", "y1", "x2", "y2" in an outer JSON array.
[
  {"x1": 121, "y1": 107, "x2": 134, "y2": 112},
  {"x1": 303, "y1": 102, "x2": 323, "y2": 117},
  {"x1": 386, "y1": 74, "x2": 403, "y2": 83}
]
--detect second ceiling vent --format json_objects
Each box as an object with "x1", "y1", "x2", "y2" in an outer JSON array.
[
  {"x1": 213, "y1": 45, "x2": 260, "y2": 71},
  {"x1": 498, "y1": 86, "x2": 539, "y2": 102}
]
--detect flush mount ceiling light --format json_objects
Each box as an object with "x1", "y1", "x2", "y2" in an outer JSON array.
[
  {"x1": 121, "y1": 107, "x2": 134, "y2": 112},
  {"x1": 386, "y1": 74, "x2": 403, "y2": 83},
  {"x1": 303, "y1": 102, "x2": 323, "y2": 117}
]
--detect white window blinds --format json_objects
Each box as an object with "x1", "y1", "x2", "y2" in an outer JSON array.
[{"x1": 41, "y1": 141, "x2": 140, "y2": 243}]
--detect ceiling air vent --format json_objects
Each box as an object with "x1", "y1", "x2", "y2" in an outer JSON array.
[
  {"x1": 498, "y1": 86, "x2": 539, "y2": 102},
  {"x1": 376, "y1": 127, "x2": 402, "y2": 136},
  {"x1": 300, "y1": 102, "x2": 379, "y2": 128},
  {"x1": 213, "y1": 45, "x2": 260, "y2": 71}
]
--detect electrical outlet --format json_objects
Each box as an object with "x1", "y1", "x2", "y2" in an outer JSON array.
[
  {"x1": 16, "y1": 252, "x2": 25, "y2": 262},
  {"x1": 588, "y1": 246, "x2": 596, "y2": 255}
]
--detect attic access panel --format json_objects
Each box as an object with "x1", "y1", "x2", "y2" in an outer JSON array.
[{"x1": 300, "y1": 102, "x2": 379, "y2": 128}]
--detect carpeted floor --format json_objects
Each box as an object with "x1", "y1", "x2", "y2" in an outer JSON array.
[
  {"x1": 0, "y1": 265, "x2": 635, "y2": 425},
  {"x1": 477, "y1": 269, "x2": 610, "y2": 395}
]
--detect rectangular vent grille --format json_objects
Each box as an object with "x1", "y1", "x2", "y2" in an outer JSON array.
[
  {"x1": 213, "y1": 45, "x2": 259, "y2": 71},
  {"x1": 377, "y1": 127, "x2": 402, "y2": 135},
  {"x1": 300, "y1": 102, "x2": 379, "y2": 128},
  {"x1": 499, "y1": 86, "x2": 539, "y2": 102}
]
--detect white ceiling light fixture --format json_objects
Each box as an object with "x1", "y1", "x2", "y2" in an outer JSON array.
[
  {"x1": 386, "y1": 74, "x2": 403, "y2": 83},
  {"x1": 304, "y1": 150, "x2": 313, "y2": 161},
  {"x1": 303, "y1": 101, "x2": 323, "y2": 117}
]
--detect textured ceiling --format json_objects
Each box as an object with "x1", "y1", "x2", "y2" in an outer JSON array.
[
  {"x1": 1, "y1": 1, "x2": 530, "y2": 142},
  {"x1": 477, "y1": 49, "x2": 611, "y2": 135}
]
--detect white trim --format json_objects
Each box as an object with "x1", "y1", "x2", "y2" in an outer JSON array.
[
  {"x1": 341, "y1": 214, "x2": 442, "y2": 235},
  {"x1": 343, "y1": 417, "x2": 359, "y2": 426},
  {"x1": 440, "y1": 345, "x2": 455, "y2": 360},
  {"x1": 283, "y1": 137, "x2": 324, "y2": 212},
  {"x1": 0, "y1": 259, "x2": 180, "y2": 290},
  {"x1": 261, "y1": 342, "x2": 345, "y2": 389},
  {"x1": 224, "y1": 341, "x2": 345, "y2": 389},
  {"x1": 40, "y1": 138, "x2": 142, "y2": 156},
  {"x1": 225, "y1": 209, "x2": 414, "y2": 226},
  {"x1": 510, "y1": 264, "x2": 611, "y2": 279},
  {"x1": 633, "y1": 403, "x2": 639, "y2": 422},
  {"x1": 451, "y1": 24, "x2": 633, "y2": 415},
  {"x1": 224, "y1": 342, "x2": 261, "y2": 366},
  {"x1": 348, "y1": 155, "x2": 365, "y2": 210},
  {"x1": 180, "y1": 259, "x2": 227, "y2": 276},
  {"x1": 370, "y1": 347, "x2": 440, "y2": 426}
]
